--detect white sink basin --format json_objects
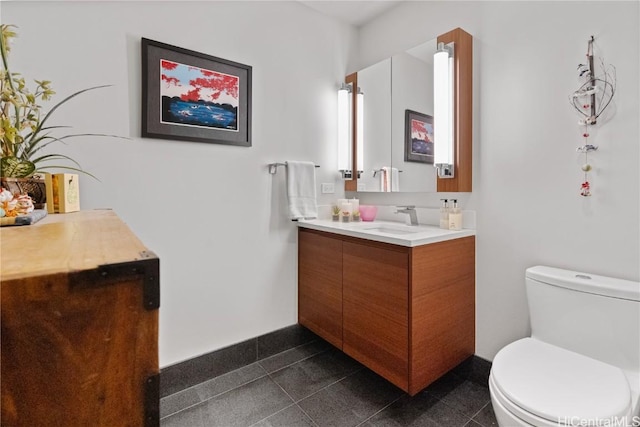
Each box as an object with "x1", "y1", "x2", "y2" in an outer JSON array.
[{"x1": 362, "y1": 227, "x2": 421, "y2": 235}]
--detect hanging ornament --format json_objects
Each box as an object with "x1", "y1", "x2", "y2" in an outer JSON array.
[
  {"x1": 569, "y1": 36, "x2": 616, "y2": 197},
  {"x1": 580, "y1": 181, "x2": 591, "y2": 197}
]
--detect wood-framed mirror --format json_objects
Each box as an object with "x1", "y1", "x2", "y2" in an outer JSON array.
[{"x1": 344, "y1": 27, "x2": 472, "y2": 193}]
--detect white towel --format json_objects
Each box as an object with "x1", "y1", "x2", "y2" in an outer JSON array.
[
  {"x1": 286, "y1": 161, "x2": 317, "y2": 220},
  {"x1": 390, "y1": 167, "x2": 400, "y2": 192},
  {"x1": 380, "y1": 167, "x2": 400, "y2": 192}
]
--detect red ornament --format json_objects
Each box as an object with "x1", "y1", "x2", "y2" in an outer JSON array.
[
  {"x1": 583, "y1": 104, "x2": 590, "y2": 109},
  {"x1": 583, "y1": 133, "x2": 589, "y2": 137}
]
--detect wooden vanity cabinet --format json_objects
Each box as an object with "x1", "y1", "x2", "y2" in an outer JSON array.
[
  {"x1": 298, "y1": 229, "x2": 343, "y2": 349},
  {"x1": 298, "y1": 228, "x2": 475, "y2": 395}
]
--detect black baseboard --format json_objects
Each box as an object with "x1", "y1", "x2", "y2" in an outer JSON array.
[
  {"x1": 452, "y1": 354, "x2": 493, "y2": 388},
  {"x1": 160, "y1": 324, "x2": 318, "y2": 397},
  {"x1": 160, "y1": 323, "x2": 492, "y2": 397}
]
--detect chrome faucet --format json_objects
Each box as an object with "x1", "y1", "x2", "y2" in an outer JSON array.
[{"x1": 395, "y1": 205, "x2": 419, "y2": 226}]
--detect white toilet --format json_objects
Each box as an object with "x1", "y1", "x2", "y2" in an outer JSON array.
[{"x1": 489, "y1": 266, "x2": 640, "y2": 426}]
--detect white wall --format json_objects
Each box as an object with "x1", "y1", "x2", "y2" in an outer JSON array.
[
  {"x1": 356, "y1": 1, "x2": 640, "y2": 360},
  {"x1": 3, "y1": 1, "x2": 357, "y2": 367}
]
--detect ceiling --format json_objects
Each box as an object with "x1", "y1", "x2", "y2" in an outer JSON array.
[{"x1": 299, "y1": 1, "x2": 403, "y2": 27}]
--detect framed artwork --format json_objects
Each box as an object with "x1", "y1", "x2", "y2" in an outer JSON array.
[
  {"x1": 404, "y1": 110, "x2": 434, "y2": 164},
  {"x1": 141, "y1": 38, "x2": 252, "y2": 146}
]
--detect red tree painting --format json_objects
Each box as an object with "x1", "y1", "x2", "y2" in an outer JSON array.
[{"x1": 159, "y1": 59, "x2": 239, "y2": 130}]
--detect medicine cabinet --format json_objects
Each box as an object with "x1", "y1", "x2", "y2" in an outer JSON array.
[{"x1": 343, "y1": 27, "x2": 472, "y2": 193}]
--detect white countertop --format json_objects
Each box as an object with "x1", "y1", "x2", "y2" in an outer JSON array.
[{"x1": 296, "y1": 219, "x2": 475, "y2": 247}]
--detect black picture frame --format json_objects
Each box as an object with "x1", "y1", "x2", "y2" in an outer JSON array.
[
  {"x1": 141, "y1": 38, "x2": 252, "y2": 147},
  {"x1": 404, "y1": 109, "x2": 434, "y2": 164}
]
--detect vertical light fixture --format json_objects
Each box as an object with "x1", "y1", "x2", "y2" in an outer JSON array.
[
  {"x1": 356, "y1": 87, "x2": 364, "y2": 176},
  {"x1": 337, "y1": 82, "x2": 352, "y2": 178},
  {"x1": 434, "y1": 42, "x2": 455, "y2": 178}
]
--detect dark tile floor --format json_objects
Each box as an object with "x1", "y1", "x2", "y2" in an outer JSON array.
[{"x1": 160, "y1": 339, "x2": 498, "y2": 427}]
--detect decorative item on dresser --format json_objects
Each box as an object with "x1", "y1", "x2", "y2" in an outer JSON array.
[{"x1": 1, "y1": 210, "x2": 160, "y2": 426}]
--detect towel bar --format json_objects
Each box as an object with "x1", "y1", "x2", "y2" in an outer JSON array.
[{"x1": 268, "y1": 163, "x2": 320, "y2": 174}]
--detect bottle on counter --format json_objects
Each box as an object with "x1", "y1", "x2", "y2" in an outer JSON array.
[
  {"x1": 448, "y1": 199, "x2": 462, "y2": 231},
  {"x1": 439, "y1": 199, "x2": 449, "y2": 229}
]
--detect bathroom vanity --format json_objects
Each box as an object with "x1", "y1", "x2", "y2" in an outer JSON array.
[{"x1": 297, "y1": 220, "x2": 475, "y2": 395}]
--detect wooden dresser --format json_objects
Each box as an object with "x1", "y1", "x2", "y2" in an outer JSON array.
[{"x1": 1, "y1": 210, "x2": 159, "y2": 426}]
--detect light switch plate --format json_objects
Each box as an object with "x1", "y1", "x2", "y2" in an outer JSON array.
[{"x1": 321, "y1": 183, "x2": 335, "y2": 194}]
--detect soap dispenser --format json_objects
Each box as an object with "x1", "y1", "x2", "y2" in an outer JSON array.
[
  {"x1": 439, "y1": 199, "x2": 449, "y2": 229},
  {"x1": 448, "y1": 199, "x2": 462, "y2": 231}
]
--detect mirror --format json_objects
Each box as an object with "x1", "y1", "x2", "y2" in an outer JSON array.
[
  {"x1": 355, "y1": 38, "x2": 437, "y2": 193},
  {"x1": 350, "y1": 27, "x2": 472, "y2": 193},
  {"x1": 356, "y1": 58, "x2": 392, "y2": 192},
  {"x1": 391, "y1": 40, "x2": 437, "y2": 192}
]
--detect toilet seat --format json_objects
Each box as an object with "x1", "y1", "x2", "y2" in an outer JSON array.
[{"x1": 491, "y1": 338, "x2": 632, "y2": 426}]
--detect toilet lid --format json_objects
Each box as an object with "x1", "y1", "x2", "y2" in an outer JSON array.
[{"x1": 492, "y1": 338, "x2": 631, "y2": 424}]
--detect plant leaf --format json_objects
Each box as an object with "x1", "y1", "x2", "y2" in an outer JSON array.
[
  {"x1": 0, "y1": 155, "x2": 35, "y2": 178},
  {"x1": 21, "y1": 132, "x2": 128, "y2": 159},
  {"x1": 26, "y1": 85, "x2": 112, "y2": 144},
  {"x1": 30, "y1": 153, "x2": 82, "y2": 169},
  {"x1": 35, "y1": 164, "x2": 99, "y2": 181}
]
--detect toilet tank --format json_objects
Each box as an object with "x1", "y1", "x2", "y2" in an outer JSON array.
[{"x1": 526, "y1": 266, "x2": 640, "y2": 373}]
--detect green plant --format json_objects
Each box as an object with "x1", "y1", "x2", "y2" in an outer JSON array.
[
  {"x1": 332, "y1": 205, "x2": 341, "y2": 215},
  {"x1": 0, "y1": 24, "x2": 122, "y2": 179}
]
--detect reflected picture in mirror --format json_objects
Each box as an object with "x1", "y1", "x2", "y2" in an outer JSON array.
[{"x1": 405, "y1": 109, "x2": 434, "y2": 164}]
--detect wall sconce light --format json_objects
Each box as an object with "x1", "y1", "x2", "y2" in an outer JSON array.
[
  {"x1": 434, "y1": 41, "x2": 455, "y2": 178},
  {"x1": 338, "y1": 82, "x2": 353, "y2": 179},
  {"x1": 356, "y1": 87, "x2": 364, "y2": 175}
]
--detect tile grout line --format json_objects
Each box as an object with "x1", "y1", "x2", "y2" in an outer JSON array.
[
  {"x1": 265, "y1": 363, "x2": 366, "y2": 425},
  {"x1": 283, "y1": 366, "x2": 366, "y2": 427},
  {"x1": 160, "y1": 366, "x2": 270, "y2": 421},
  {"x1": 293, "y1": 402, "x2": 321, "y2": 427},
  {"x1": 257, "y1": 338, "x2": 322, "y2": 364},
  {"x1": 354, "y1": 395, "x2": 403, "y2": 427},
  {"x1": 265, "y1": 370, "x2": 297, "y2": 404},
  {"x1": 261, "y1": 370, "x2": 323, "y2": 427},
  {"x1": 246, "y1": 402, "x2": 298, "y2": 427},
  {"x1": 468, "y1": 401, "x2": 491, "y2": 426},
  {"x1": 161, "y1": 360, "x2": 266, "y2": 401},
  {"x1": 259, "y1": 347, "x2": 331, "y2": 375},
  {"x1": 426, "y1": 390, "x2": 483, "y2": 426},
  {"x1": 292, "y1": 365, "x2": 366, "y2": 404}
]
